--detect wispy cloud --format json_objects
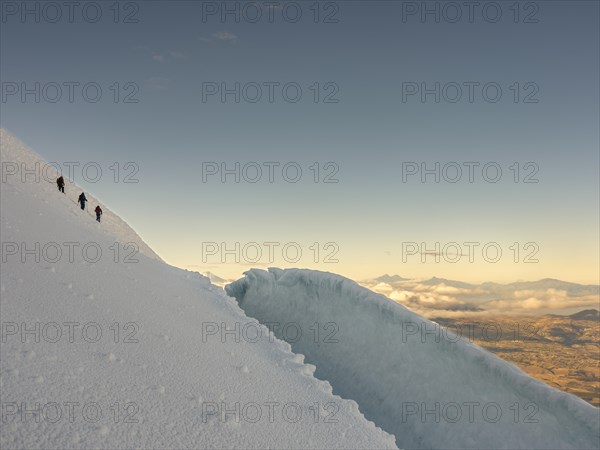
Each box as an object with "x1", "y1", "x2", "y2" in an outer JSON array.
[
  {"x1": 199, "y1": 31, "x2": 238, "y2": 43},
  {"x1": 134, "y1": 46, "x2": 187, "y2": 63},
  {"x1": 145, "y1": 77, "x2": 171, "y2": 90},
  {"x1": 486, "y1": 290, "x2": 600, "y2": 312},
  {"x1": 419, "y1": 251, "x2": 469, "y2": 259},
  {"x1": 213, "y1": 31, "x2": 237, "y2": 41},
  {"x1": 152, "y1": 53, "x2": 166, "y2": 63},
  {"x1": 168, "y1": 50, "x2": 187, "y2": 59},
  {"x1": 362, "y1": 277, "x2": 599, "y2": 317}
]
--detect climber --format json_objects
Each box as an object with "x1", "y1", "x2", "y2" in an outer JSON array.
[
  {"x1": 95, "y1": 205, "x2": 103, "y2": 222},
  {"x1": 78, "y1": 192, "x2": 87, "y2": 210},
  {"x1": 56, "y1": 176, "x2": 65, "y2": 193}
]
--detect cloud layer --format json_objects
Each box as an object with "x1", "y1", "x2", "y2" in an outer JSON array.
[{"x1": 361, "y1": 277, "x2": 600, "y2": 318}]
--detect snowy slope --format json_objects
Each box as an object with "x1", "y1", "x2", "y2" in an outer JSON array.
[
  {"x1": 226, "y1": 268, "x2": 600, "y2": 450},
  {"x1": 0, "y1": 129, "x2": 397, "y2": 449},
  {"x1": 0, "y1": 130, "x2": 162, "y2": 263}
]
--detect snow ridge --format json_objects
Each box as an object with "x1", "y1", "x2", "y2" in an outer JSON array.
[
  {"x1": 0, "y1": 128, "x2": 162, "y2": 262},
  {"x1": 226, "y1": 268, "x2": 600, "y2": 450},
  {"x1": 0, "y1": 130, "x2": 397, "y2": 449}
]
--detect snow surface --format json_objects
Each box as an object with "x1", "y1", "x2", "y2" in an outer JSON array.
[
  {"x1": 226, "y1": 268, "x2": 600, "y2": 450},
  {"x1": 0, "y1": 129, "x2": 397, "y2": 449}
]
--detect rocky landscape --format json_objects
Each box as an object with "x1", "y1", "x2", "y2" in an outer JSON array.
[{"x1": 434, "y1": 310, "x2": 600, "y2": 407}]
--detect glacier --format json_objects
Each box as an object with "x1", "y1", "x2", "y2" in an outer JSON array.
[
  {"x1": 2, "y1": 127, "x2": 598, "y2": 449},
  {"x1": 226, "y1": 268, "x2": 600, "y2": 449},
  {"x1": 0, "y1": 129, "x2": 396, "y2": 449}
]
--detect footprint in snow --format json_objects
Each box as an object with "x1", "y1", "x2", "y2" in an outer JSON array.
[
  {"x1": 227, "y1": 418, "x2": 242, "y2": 429},
  {"x1": 21, "y1": 350, "x2": 36, "y2": 360},
  {"x1": 70, "y1": 433, "x2": 81, "y2": 445},
  {"x1": 5, "y1": 368, "x2": 19, "y2": 377},
  {"x1": 150, "y1": 385, "x2": 166, "y2": 394},
  {"x1": 186, "y1": 394, "x2": 204, "y2": 404}
]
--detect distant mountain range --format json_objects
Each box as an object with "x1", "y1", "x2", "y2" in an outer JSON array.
[
  {"x1": 372, "y1": 274, "x2": 411, "y2": 284},
  {"x1": 560, "y1": 309, "x2": 600, "y2": 321},
  {"x1": 369, "y1": 275, "x2": 599, "y2": 293},
  {"x1": 542, "y1": 309, "x2": 600, "y2": 321},
  {"x1": 362, "y1": 275, "x2": 599, "y2": 316}
]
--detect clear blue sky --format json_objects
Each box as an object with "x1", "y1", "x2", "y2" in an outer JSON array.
[{"x1": 2, "y1": 1, "x2": 598, "y2": 283}]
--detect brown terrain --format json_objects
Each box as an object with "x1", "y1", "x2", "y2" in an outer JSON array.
[{"x1": 433, "y1": 310, "x2": 600, "y2": 407}]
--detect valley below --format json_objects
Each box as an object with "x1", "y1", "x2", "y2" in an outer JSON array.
[{"x1": 434, "y1": 311, "x2": 600, "y2": 407}]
